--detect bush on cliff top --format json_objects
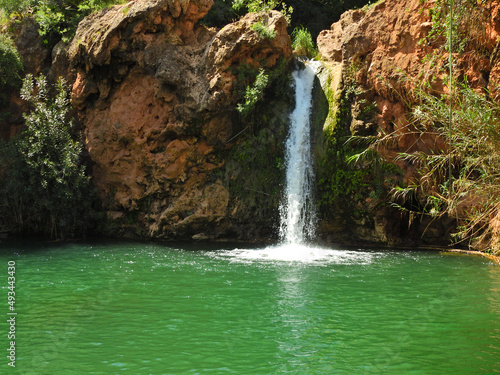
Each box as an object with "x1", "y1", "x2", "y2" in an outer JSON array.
[
  {"x1": 292, "y1": 26, "x2": 317, "y2": 59},
  {"x1": 204, "y1": 0, "x2": 372, "y2": 41}
]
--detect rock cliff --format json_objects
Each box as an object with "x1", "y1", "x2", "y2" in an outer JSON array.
[
  {"x1": 64, "y1": 0, "x2": 292, "y2": 240},
  {"x1": 315, "y1": 0, "x2": 500, "y2": 247},
  {"x1": 5, "y1": 0, "x2": 499, "y2": 249}
]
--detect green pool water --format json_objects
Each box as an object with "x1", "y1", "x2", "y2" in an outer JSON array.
[{"x1": 0, "y1": 239, "x2": 499, "y2": 374}]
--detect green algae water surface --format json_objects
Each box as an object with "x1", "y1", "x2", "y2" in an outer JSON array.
[{"x1": 1, "y1": 239, "x2": 499, "y2": 374}]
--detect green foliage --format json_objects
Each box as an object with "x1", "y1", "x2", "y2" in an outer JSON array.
[
  {"x1": 317, "y1": 68, "x2": 368, "y2": 216},
  {"x1": 0, "y1": 33, "x2": 23, "y2": 104},
  {"x1": 224, "y1": 101, "x2": 289, "y2": 236},
  {"x1": 407, "y1": 82, "x2": 500, "y2": 251},
  {"x1": 203, "y1": 0, "x2": 372, "y2": 41},
  {"x1": 232, "y1": 0, "x2": 273, "y2": 13},
  {"x1": 232, "y1": 0, "x2": 293, "y2": 23},
  {"x1": 233, "y1": 58, "x2": 292, "y2": 120},
  {"x1": 291, "y1": 26, "x2": 317, "y2": 58},
  {"x1": 0, "y1": 74, "x2": 95, "y2": 238},
  {"x1": 0, "y1": 0, "x2": 127, "y2": 46},
  {"x1": 287, "y1": 0, "x2": 370, "y2": 41},
  {"x1": 317, "y1": 62, "x2": 396, "y2": 224},
  {"x1": 0, "y1": 34, "x2": 23, "y2": 86},
  {"x1": 237, "y1": 69, "x2": 270, "y2": 117},
  {"x1": 356, "y1": 76, "x2": 500, "y2": 253},
  {"x1": 319, "y1": 167, "x2": 370, "y2": 206},
  {"x1": 251, "y1": 20, "x2": 277, "y2": 39},
  {"x1": 0, "y1": 0, "x2": 35, "y2": 15},
  {"x1": 231, "y1": 0, "x2": 292, "y2": 40},
  {"x1": 418, "y1": 0, "x2": 492, "y2": 55}
]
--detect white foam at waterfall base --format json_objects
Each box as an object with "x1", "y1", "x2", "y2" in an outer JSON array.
[{"x1": 217, "y1": 244, "x2": 377, "y2": 265}]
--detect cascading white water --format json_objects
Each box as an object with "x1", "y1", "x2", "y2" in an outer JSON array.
[
  {"x1": 279, "y1": 60, "x2": 322, "y2": 245},
  {"x1": 220, "y1": 60, "x2": 377, "y2": 262}
]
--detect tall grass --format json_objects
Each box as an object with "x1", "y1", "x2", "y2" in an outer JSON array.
[
  {"x1": 420, "y1": 0, "x2": 493, "y2": 55},
  {"x1": 352, "y1": 80, "x2": 500, "y2": 254},
  {"x1": 291, "y1": 26, "x2": 317, "y2": 59},
  {"x1": 409, "y1": 84, "x2": 500, "y2": 252}
]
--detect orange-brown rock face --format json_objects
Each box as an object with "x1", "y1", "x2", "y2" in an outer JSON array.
[
  {"x1": 315, "y1": 0, "x2": 500, "y2": 246},
  {"x1": 206, "y1": 11, "x2": 292, "y2": 105},
  {"x1": 67, "y1": 0, "x2": 292, "y2": 239},
  {"x1": 319, "y1": 0, "x2": 434, "y2": 146},
  {"x1": 318, "y1": 0, "x2": 500, "y2": 153}
]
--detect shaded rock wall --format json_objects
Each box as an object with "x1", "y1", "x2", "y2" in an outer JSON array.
[{"x1": 0, "y1": 18, "x2": 52, "y2": 140}]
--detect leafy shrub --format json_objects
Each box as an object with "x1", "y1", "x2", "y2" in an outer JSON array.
[
  {"x1": 233, "y1": 0, "x2": 281, "y2": 14},
  {"x1": 237, "y1": 68, "x2": 269, "y2": 117},
  {"x1": 232, "y1": 0, "x2": 293, "y2": 24},
  {"x1": 0, "y1": 74, "x2": 95, "y2": 238},
  {"x1": 204, "y1": 0, "x2": 372, "y2": 40},
  {"x1": 0, "y1": 34, "x2": 23, "y2": 116},
  {"x1": 350, "y1": 77, "x2": 500, "y2": 253},
  {"x1": 291, "y1": 26, "x2": 317, "y2": 58},
  {"x1": 231, "y1": 0, "x2": 293, "y2": 41},
  {"x1": 0, "y1": 33, "x2": 23, "y2": 91},
  {"x1": 401, "y1": 83, "x2": 500, "y2": 251},
  {"x1": 0, "y1": 0, "x2": 35, "y2": 15}
]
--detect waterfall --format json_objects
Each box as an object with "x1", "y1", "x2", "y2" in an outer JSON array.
[
  {"x1": 220, "y1": 60, "x2": 367, "y2": 262},
  {"x1": 222, "y1": 60, "x2": 372, "y2": 262},
  {"x1": 279, "y1": 60, "x2": 321, "y2": 245}
]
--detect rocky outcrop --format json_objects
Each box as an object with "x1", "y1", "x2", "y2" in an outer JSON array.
[
  {"x1": 318, "y1": 0, "x2": 500, "y2": 159},
  {"x1": 315, "y1": 0, "x2": 500, "y2": 246},
  {"x1": 318, "y1": 0, "x2": 438, "y2": 145},
  {"x1": 65, "y1": 0, "x2": 292, "y2": 240},
  {"x1": 206, "y1": 11, "x2": 292, "y2": 106}
]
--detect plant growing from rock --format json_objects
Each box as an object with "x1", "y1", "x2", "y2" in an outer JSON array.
[
  {"x1": 232, "y1": 0, "x2": 293, "y2": 22},
  {"x1": 232, "y1": 0, "x2": 292, "y2": 39},
  {"x1": 237, "y1": 68, "x2": 269, "y2": 117},
  {"x1": 250, "y1": 20, "x2": 277, "y2": 39},
  {"x1": 418, "y1": 0, "x2": 492, "y2": 55},
  {"x1": 400, "y1": 83, "x2": 500, "y2": 252},
  {"x1": 291, "y1": 26, "x2": 317, "y2": 58},
  {"x1": 349, "y1": 78, "x2": 500, "y2": 254}
]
